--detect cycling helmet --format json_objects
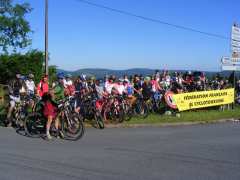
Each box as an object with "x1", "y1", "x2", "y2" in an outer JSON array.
[
  {"x1": 57, "y1": 72, "x2": 65, "y2": 79},
  {"x1": 28, "y1": 73, "x2": 34, "y2": 79},
  {"x1": 144, "y1": 76, "x2": 151, "y2": 81},
  {"x1": 65, "y1": 74, "x2": 72, "y2": 78},
  {"x1": 21, "y1": 75, "x2": 26, "y2": 80},
  {"x1": 80, "y1": 74, "x2": 86, "y2": 81},
  {"x1": 90, "y1": 76, "x2": 96, "y2": 81}
]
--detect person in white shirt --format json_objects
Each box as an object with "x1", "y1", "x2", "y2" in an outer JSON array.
[
  {"x1": 115, "y1": 80, "x2": 125, "y2": 95},
  {"x1": 165, "y1": 72, "x2": 171, "y2": 87},
  {"x1": 105, "y1": 78, "x2": 114, "y2": 94},
  {"x1": 64, "y1": 74, "x2": 73, "y2": 88},
  {"x1": 25, "y1": 74, "x2": 35, "y2": 97}
]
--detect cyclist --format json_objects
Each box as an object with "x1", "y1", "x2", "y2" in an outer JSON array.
[
  {"x1": 133, "y1": 75, "x2": 142, "y2": 94},
  {"x1": 25, "y1": 74, "x2": 35, "y2": 98},
  {"x1": 105, "y1": 76, "x2": 114, "y2": 95},
  {"x1": 123, "y1": 80, "x2": 136, "y2": 106},
  {"x1": 95, "y1": 79, "x2": 105, "y2": 99},
  {"x1": 81, "y1": 74, "x2": 88, "y2": 87},
  {"x1": 37, "y1": 75, "x2": 49, "y2": 98},
  {"x1": 151, "y1": 75, "x2": 161, "y2": 93},
  {"x1": 42, "y1": 92, "x2": 58, "y2": 140},
  {"x1": 115, "y1": 79, "x2": 125, "y2": 95},
  {"x1": 64, "y1": 74, "x2": 75, "y2": 96},
  {"x1": 165, "y1": 71, "x2": 171, "y2": 88},
  {"x1": 53, "y1": 73, "x2": 65, "y2": 101},
  {"x1": 75, "y1": 75, "x2": 85, "y2": 93},
  {"x1": 151, "y1": 75, "x2": 162, "y2": 108},
  {"x1": 74, "y1": 76, "x2": 85, "y2": 114},
  {"x1": 44, "y1": 73, "x2": 65, "y2": 140},
  {"x1": 6, "y1": 73, "x2": 23, "y2": 127},
  {"x1": 64, "y1": 74, "x2": 73, "y2": 87},
  {"x1": 142, "y1": 76, "x2": 153, "y2": 101},
  {"x1": 24, "y1": 73, "x2": 36, "y2": 112},
  {"x1": 88, "y1": 76, "x2": 96, "y2": 93},
  {"x1": 212, "y1": 76, "x2": 220, "y2": 90}
]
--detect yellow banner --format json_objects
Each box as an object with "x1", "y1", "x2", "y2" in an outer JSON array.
[{"x1": 173, "y1": 88, "x2": 235, "y2": 111}]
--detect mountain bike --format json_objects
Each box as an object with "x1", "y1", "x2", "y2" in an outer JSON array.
[{"x1": 24, "y1": 97, "x2": 85, "y2": 140}]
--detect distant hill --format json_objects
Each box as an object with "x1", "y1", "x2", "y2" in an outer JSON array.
[
  {"x1": 57, "y1": 68, "x2": 238, "y2": 79},
  {"x1": 57, "y1": 68, "x2": 156, "y2": 79}
]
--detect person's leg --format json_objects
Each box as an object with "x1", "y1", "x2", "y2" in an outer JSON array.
[
  {"x1": 6, "y1": 100, "x2": 15, "y2": 126},
  {"x1": 55, "y1": 115, "x2": 64, "y2": 138},
  {"x1": 46, "y1": 115, "x2": 53, "y2": 139},
  {"x1": 54, "y1": 117, "x2": 59, "y2": 130},
  {"x1": 75, "y1": 107, "x2": 80, "y2": 113}
]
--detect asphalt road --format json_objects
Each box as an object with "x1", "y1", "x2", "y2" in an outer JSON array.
[{"x1": 0, "y1": 122, "x2": 240, "y2": 180}]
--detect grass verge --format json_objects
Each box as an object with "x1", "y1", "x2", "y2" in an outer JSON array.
[{"x1": 124, "y1": 106, "x2": 239, "y2": 125}]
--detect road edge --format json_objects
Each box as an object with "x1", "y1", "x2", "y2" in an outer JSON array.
[{"x1": 103, "y1": 118, "x2": 238, "y2": 128}]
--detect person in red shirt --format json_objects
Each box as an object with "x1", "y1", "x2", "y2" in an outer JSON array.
[{"x1": 37, "y1": 75, "x2": 49, "y2": 97}]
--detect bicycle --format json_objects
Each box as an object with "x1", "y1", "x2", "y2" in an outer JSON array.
[
  {"x1": 24, "y1": 96, "x2": 85, "y2": 141},
  {"x1": 103, "y1": 95, "x2": 125, "y2": 123},
  {"x1": 80, "y1": 94, "x2": 104, "y2": 129},
  {"x1": 134, "y1": 93, "x2": 152, "y2": 119}
]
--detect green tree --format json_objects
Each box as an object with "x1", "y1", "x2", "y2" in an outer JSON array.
[
  {"x1": 0, "y1": 0, "x2": 32, "y2": 53},
  {"x1": 0, "y1": 50, "x2": 44, "y2": 84},
  {"x1": 49, "y1": 65, "x2": 57, "y2": 85}
]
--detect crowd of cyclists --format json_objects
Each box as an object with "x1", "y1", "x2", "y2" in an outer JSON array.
[{"x1": 3, "y1": 70, "x2": 235, "y2": 140}]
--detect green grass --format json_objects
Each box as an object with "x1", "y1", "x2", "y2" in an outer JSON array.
[{"x1": 124, "y1": 105, "x2": 240, "y2": 125}]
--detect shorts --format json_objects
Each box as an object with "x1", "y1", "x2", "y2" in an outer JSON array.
[{"x1": 9, "y1": 95, "x2": 20, "y2": 108}]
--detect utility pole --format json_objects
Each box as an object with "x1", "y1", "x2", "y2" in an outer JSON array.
[{"x1": 45, "y1": 0, "x2": 49, "y2": 75}]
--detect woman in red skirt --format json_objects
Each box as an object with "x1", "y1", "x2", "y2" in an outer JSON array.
[{"x1": 42, "y1": 91, "x2": 59, "y2": 140}]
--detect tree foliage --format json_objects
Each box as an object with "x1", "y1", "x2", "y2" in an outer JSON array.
[
  {"x1": 0, "y1": 50, "x2": 44, "y2": 84},
  {"x1": 49, "y1": 65, "x2": 57, "y2": 85},
  {"x1": 0, "y1": 0, "x2": 32, "y2": 53}
]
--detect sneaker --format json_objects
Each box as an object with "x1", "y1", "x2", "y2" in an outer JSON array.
[
  {"x1": 6, "y1": 122, "x2": 12, "y2": 128},
  {"x1": 5, "y1": 118, "x2": 12, "y2": 127},
  {"x1": 58, "y1": 131, "x2": 65, "y2": 139},
  {"x1": 46, "y1": 134, "x2": 53, "y2": 140}
]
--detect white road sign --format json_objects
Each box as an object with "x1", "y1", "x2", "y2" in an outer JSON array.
[
  {"x1": 232, "y1": 26, "x2": 240, "y2": 53},
  {"x1": 222, "y1": 64, "x2": 240, "y2": 71},
  {"x1": 232, "y1": 26, "x2": 240, "y2": 41}
]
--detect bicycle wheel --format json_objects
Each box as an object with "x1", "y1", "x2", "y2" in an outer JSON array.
[
  {"x1": 95, "y1": 111, "x2": 104, "y2": 129},
  {"x1": 124, "y1": 104, "x2": 133, "y2": 121},
  {"x1": 134, "y1": 100, "x2": 148, "y2": 118},
  {"x1": 61, "y1": 113, "x2": 85, "y2": 141},
  {"x1": 143, "y1": 102, "x2": 150, "y2": 119},
  {"x1": 103, "y1": 106, "x2": 112, "y2": 122},
  {"x1": 24, "y1": 112, "x2": 45, "y2": 138},
  {"x1": 112, "y1": 105, "x2": 124, "y2": 123},
  {"x1": 14, "y1": 107, "x2": 27, "y2": 130}
]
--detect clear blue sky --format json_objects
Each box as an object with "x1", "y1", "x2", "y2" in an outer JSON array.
[{"x1": 16, "y1": 0, "x2": 240, "y2": 71}]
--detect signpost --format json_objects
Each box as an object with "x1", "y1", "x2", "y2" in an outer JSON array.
[
  {"x1": 221, "y1": 24, "x2": 240, "y2": 71},
  {"x1": 222, "y1": 64, "x2": 240, "y2": 71},
  {"x1": 221, "y1": 23, "x2": 240, "y2": 109}
]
